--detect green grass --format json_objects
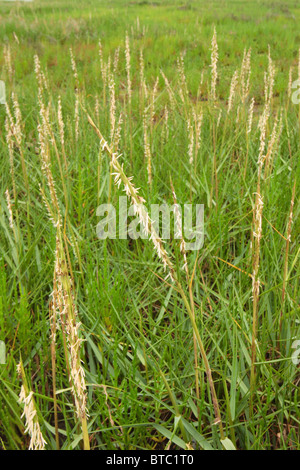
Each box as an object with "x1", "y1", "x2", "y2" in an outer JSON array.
[{"x1": 0, "y1": 0, "x2": 299, "y2": 450}]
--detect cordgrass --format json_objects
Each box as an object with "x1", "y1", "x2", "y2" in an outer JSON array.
[{"x1": 0, "y1": 0, "x2": 299, "y2": 450}]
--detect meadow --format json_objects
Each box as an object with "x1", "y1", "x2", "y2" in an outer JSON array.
[{"x1": 0, "y1": 0, "x2": 299, "y2": 450}]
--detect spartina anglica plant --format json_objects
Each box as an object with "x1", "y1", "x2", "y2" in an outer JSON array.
[
  {"x1": 38, "y1": 108, "x2": 90, "y2": 450},
  {"x1": 86, "y1": 111, "x2": 227, "y2": 443},
  {"x1": 210, "y1": 27, "x2": 218, "y2": 104}
]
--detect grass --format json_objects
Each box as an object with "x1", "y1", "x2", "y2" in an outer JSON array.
[{"x1": 0, "y1": 0, "x2": 299, "y2": 450}]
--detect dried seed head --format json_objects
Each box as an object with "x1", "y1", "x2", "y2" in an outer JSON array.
[
  {"x1": 240, "y1": 48, "x2": 251, "y2": 103},
  {"x1": 53, "y1": 235, "x2": 88, "y2": 420},
  {"x1": 4, "y1": 44, "x2": 13, "y2": 81},
  {"x1": 150, "y1": 76, "x2": 159, "y2": 125},
  {"x1": 143, "y1": 112, "x2": 152, "y2": 186},
  {"x1": 5, "y1": 189, "x2": 14, "y2": 230},
  {"x1": 177, "y1": 52, "x2": 188, "y2": 101},
  {"x1": 160, "y1": 70, "x2": 176, "y2": 109},
  {"x1": 187, "y1": 118, "x2": 194, "y2": 165},
  {"x1": 247, "y1": 97, "x2": 255, "y2": 134},
  {"x1": 69, "y1": 47, "x2": 79, "y2": 90},
  {"x1": 98, "y1": 133, "x2": 175, "y2": 280},
  {"x1": 227, "y1": 70, "x2": 239, "y2": 113},
  {"x1": 17, "y1": 365, "x2": 46, "y2": 452},
  {"x1": 114, "y1": 113, "x2": 123, "y2": 151},
  {"x1": 57, "y1": 96, "x2": 65, "y2": 147},
  {"x1": 74, "y1": 95, "x2": 80, "y2": 142},
  {"x1": 210, "y1": 27, "x2": 218, "y2": 102}
]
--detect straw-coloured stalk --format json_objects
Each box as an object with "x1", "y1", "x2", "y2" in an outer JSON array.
[{"x1": 17, "y1": 359, "x2": 46, "y2": 450}]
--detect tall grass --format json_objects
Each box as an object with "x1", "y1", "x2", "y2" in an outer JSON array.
[{"x1": 0, "y1": 3, "x2": 299, "y2": 450}]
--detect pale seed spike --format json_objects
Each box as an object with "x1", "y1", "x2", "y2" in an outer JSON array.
[{"x1": 210, "y1": 27, "x2": 218, "y2": 103}]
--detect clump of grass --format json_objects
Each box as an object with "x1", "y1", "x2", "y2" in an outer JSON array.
[{"x1": 86, "y1": 112, "x2": 226, "y2": 441}]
